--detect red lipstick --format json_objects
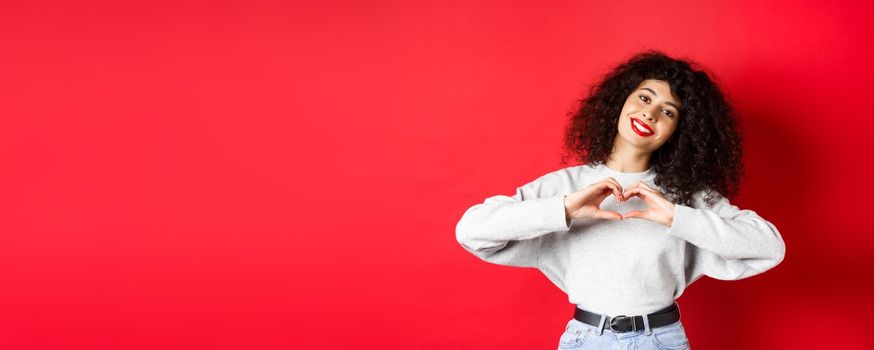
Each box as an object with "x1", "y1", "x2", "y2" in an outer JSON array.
[{"x1": 630, "y1": 117, "x2": 654, "y2": 137}]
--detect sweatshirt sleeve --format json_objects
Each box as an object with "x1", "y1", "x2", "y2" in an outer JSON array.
[
  {"x1": 666, "y1": 190, "x2": 786, "y2": 281},
  {"x1": 455, "y1": 171, "x2": 572, "y2": 268}
]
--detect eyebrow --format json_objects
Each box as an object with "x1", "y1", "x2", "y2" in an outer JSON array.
[{"x1": 639, "y1": 88, "x2": 681, "y2": 110}]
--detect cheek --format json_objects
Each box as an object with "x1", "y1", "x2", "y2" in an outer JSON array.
[
  {"x1": 659, "y1": 124, "x2": 677, "y2": 137},
  {"x1": 617, "y1": 116, "x2": 629, "y2": 131}
]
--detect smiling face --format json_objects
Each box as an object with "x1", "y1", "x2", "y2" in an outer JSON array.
[{"x1": 615, "y1": 79, "x2": 682, "y2": 153}]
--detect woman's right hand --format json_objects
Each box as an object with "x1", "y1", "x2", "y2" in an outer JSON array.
[{"x1": 563, "y1": 178, "x2": 625, "y2": 221}]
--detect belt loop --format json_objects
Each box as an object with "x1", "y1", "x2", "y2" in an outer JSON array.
[
  {"x1": 643, "y1": 313, "x2": 652, "y2": 335},
  {"x1": 597, "y1": 314, "x2": 606, "y2": 335}
]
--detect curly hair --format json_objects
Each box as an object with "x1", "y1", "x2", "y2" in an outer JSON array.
[{"x1": 561, "y1": 50, "x2": 744, "y2": 207}]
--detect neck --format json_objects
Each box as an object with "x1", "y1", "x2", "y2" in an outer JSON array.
[{"x1": 605, "y1": 145, "x2": 652, "y2": 173}]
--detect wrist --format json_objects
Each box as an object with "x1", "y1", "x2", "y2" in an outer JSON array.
[{"x1": 665, "y1": 204, "x2": 676, "y2": 227}]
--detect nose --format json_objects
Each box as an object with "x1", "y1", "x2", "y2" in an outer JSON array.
[{"x1": 642, "y1": 110, "x2": 656, "y2": 121}]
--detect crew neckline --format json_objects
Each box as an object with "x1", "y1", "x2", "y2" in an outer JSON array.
[{"x1": 596, "y1": 162, "x2": 654, "y2": 177}]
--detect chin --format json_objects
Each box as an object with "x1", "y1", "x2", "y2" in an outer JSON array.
[
  {"x1": 621, "y1": 131, "x2": 659, "y2": 151},
  {"x1": 621, "y1": 129, "x2": 647, "y2": 144}
]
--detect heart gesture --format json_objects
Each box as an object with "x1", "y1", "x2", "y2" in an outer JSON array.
[
  {"x1": 621, "y1": 181, "x2": 676, "y2": 227},
  {"x1": 564, "y1": 178, "x2": 677, "y2": 227}
]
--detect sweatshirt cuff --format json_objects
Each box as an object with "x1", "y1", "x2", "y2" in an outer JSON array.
[
  {"x1": 540, "y1": 194, "x2": 573, "y2": 234},
  {"x1": 558, "y1": 195, "x2": 572, "y2": 229},
  {"x1": 665, "y1": 203, "x2": 695, "y2": 240}
]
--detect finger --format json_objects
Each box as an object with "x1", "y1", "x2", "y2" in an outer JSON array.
[
  {"x1": 623, "y1": 185, "x2": 647, "y2": 198},
  {"x1": 623, "y1": 187, "x2": 653, "y2": 203},
  {"x1": 601, "y1": 177, "x2": 623, "y2": 191},
  {"x1": 598, "y1": 178, "x2": 624, "y2": 202},
  {"x1": 638, "y1": 182, "x2": 662, "y2": 194},
  {"x1": 592, "y1": 208, "x2": 624, "y2": 220},
  {"x1": 625, "y1": 187, "x2": 649, "y2": 197},
  {"x1": 622, "y1": 182, "x2": 641, "y2": 198},
  {"x1": 622, "y1": 210, "x2": 648, "y2": 220},
  {"x1": 632, "y1": 186, "x2": 666, "y2": 202}
]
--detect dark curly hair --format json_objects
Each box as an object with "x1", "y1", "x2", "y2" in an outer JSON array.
[{"x1": 561, "y1": 50, "x2": 743, "y2": 207}]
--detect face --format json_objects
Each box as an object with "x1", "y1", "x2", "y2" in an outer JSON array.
[{"x1": 615, "y1": 79, "x2": 682, "y2": 152}]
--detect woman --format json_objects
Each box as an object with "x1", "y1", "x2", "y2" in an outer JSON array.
[{"x1": 455, "y1": 50, "x2": 786, "y2": 350}]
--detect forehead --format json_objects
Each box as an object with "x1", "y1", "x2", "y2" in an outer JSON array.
[{"x1": 635, "y1": 79, "x2": 681, "y2": 104}]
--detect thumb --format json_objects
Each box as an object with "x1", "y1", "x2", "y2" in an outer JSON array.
[
  {"x1": 622, "y1": 210, "x2": 648, "y2": 220},
  {"x1": 592, "y1": 209, "x2": 624, "y2": 221}
]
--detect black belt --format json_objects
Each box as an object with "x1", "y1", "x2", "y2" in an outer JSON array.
[{"x1": 573, "y1": 302, "x2": 680, "y2": 333}]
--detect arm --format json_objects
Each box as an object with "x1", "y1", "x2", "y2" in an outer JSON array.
[
  {"x1": 455, "y1": 171, "x2": 572, "y2": 268},
  {"x1": 666, "y1": 190, "x2": 786, "y2": 280}
]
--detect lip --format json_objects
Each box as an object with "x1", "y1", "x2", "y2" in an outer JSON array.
[{"x1": 630, "y1": 117, "x2": 654, "y2": 137}]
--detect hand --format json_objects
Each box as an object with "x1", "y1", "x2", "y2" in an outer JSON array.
[
  {"x1": 564, "y1": 178, "x2": 626, "y2": 221},
  {"x1": 621, "y1": 181, "x2": 676, "y2": 227}
]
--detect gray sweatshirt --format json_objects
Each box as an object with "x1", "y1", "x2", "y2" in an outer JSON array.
[{"x1": 455, "y1": 162, "x2": 786, "y2": 317}]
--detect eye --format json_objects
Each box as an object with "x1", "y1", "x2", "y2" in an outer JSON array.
[
  {"x1": 638, "y1": 95, "x2": 650, "y2": 103},
  {"x1": 662, "y1": 109, "x2": 674, "y2": 117}
]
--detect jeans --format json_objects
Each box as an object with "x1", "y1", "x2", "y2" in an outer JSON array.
[{"x1": 556, "y1": 316, "x2": 691, "y2": 349}]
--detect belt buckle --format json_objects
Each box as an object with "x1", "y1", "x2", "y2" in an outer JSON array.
[{"x1": 608, "y1": 315, "x2": 632, "y2": 332}]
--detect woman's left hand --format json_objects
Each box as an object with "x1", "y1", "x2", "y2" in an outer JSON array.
[{"x1": 621, "y1": 182, "x2": 676, "y2": 227}]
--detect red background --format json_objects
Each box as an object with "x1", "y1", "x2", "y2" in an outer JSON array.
[{"x1": 2, "y1": 0, "x2": 872, "y2": 349}]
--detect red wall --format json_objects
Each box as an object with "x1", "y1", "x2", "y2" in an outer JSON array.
[{"x1": 2, "y1": 0, "x2": 872, "y2": 349}]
